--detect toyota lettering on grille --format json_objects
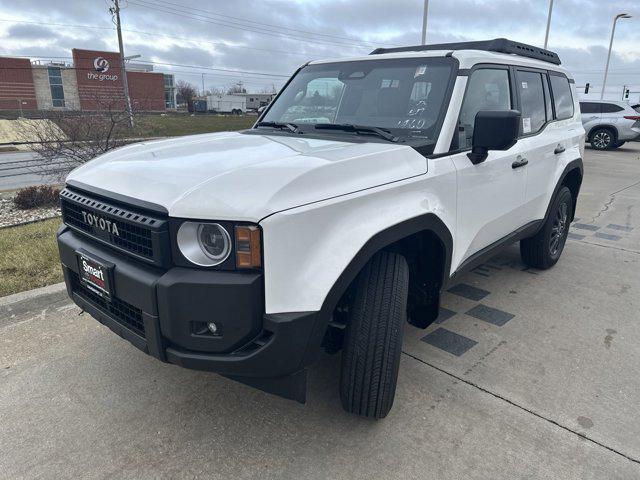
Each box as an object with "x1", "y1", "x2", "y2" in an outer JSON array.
[{"x1": 81, "y1": 211, "x2": 120, "y2": 237}]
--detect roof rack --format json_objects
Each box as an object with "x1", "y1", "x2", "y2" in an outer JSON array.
[{"x1": 369, "y1": 38, "x2": 561, "y2": 65}]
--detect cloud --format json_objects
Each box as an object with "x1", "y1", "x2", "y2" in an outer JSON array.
[
  {"x1": 6, "y1": 24, "x2": 59, "y2": 40},
  {"x1": 0, "y1": 0, "x2": 638, "y2": 98}
]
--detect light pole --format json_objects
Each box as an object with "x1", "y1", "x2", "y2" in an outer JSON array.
[
  {"x1": 421, "y1": 0, "x2": 429, "y2": 45},
  {"x1": 543, "y1": 0, "x2": 554, "y2": 49},
  {"x1": 601, "y1": 13, "x2": 632, "y2": 100}
]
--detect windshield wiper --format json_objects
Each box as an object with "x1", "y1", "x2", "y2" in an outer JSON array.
[
  {"x1": 314, "y1": 124, "x2": 399, "y2": 142},
  {"x1": 256, "y1": 121, "x2": 300, "y2": 134}
]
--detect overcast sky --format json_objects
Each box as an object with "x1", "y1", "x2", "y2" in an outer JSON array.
[{"x1": 0, "y1": 0, "x2": 638, "y2": 100}]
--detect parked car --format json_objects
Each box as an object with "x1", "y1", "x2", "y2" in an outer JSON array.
[
  {"x1": 579, "y1": 100, "x2": 640, "y2": 150},
  {"x1": 57, "y1": 38, "x2": 584, "y2": 419}
]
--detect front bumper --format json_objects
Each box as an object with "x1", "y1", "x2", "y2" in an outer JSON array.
[{"x1": 58, "y1": 227, "x2": 321, "y2": 402}]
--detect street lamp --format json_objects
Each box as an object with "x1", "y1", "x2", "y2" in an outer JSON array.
[
  {"x1": 543, "y1": 0, "x2": 554, "y2": 49},
  {"x1": 601, "y1": 13, "x2": 632, "y2": 100},
  {"x1": 421, "y1": 0, "x2": 429, "y2": 44}
]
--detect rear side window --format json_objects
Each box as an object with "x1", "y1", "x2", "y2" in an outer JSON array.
[
  {"x1": 549, "y1": 75, "x2": 574, "y2": 119},
  {"x1": 516, "y1": 71, "x2": 546, "y2": 134},
  {"x1": 601, "y1": 103, "x2": 624, "y2": 113},
  {"x1": 453, "y1": 68, "x2": 511, "y2": 150},
  {"x1": 580, "y1": 102, "x2": 601, "y2": 114}
]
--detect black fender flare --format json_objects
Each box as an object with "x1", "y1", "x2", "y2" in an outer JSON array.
[
  {"x1": 542, "y1": 158, "x2": 583, "y2": 225},
  {"x1": 300, "y1": 213, "x2": 453, "y2": 366}
]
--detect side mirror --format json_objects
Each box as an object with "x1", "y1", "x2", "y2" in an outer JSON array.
[{"x1": 467, "y1": 110, "x2": 521, "y2": 165}]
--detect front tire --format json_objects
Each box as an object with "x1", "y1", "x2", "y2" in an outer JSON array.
[
  {"x1": 590, "y1": 128, "x2": 615, "y2": 150},
  {"x1": 520, "y1": 186, "x2": 573, "y2": 269},
  {"x1": 340, "y1": 251, "x2": 409, "y2": 419}
]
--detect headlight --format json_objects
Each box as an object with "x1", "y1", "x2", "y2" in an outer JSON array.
[{"x1": 177, "y1": 222, "x2": 231, "y2": 267}]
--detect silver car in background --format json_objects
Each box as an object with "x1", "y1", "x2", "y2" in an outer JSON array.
[{"x1": 579, "y1": 100, "x2": 640, "y2": 150}]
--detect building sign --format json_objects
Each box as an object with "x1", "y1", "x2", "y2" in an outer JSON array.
[
  {"x1": 87, "y1": 56, "x2": 119, "y2": 82},
  {"x1": 94, "y1": 57, "x2": 109, "y2": 72},
  {"x1": 72, "y1": 49, "x2": 124, "y2": 110}
]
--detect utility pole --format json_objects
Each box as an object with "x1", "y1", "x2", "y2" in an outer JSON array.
[
  {"x1": 111, "y1": 0, "x2": 134, "y2": 128},
  {"x1": 543, "y1": 0, "x2": 554, "y2": 49},
  {"x1": 421, "y1": 0, "x2": 429, "y2": 45},
  {"x1": 202, "y1": 73, "x2": 205, "y2": 95}
]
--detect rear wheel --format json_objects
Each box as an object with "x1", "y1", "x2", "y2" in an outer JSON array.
[
  {"x1": 520, "y1": 186, "x2": 573, "y2": 269},
  {"x1": 590, "y1": 128, "x2": 615, "y2": 150},
  {"x1": 340, "y1": 251, "x2": 409, "y2": 419}
]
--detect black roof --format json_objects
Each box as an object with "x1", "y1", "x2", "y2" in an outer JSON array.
[{"x1": 370, "y1": 38, "x2": 561, "y2": 66}]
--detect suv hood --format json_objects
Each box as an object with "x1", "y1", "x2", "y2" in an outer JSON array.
[{"x1": 67, "y1": 131, "x2": 426, "y2": 221}]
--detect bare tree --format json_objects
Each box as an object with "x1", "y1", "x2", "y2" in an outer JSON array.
[
  {"x1": 176, "y1": 80, "x2": 198, "y2": 104},
  {"x1": 204, "y1": 87, "x2": 225, "y2": 96},
  {"x1": 16, "y1": 94, "x2": 136, "y2": 181},
  {"x1": 226, "y1": 82, "x2": 247, "y2": 94},
  {"x1": 260, "y1": 84, "x2": 278, "y2": 94}
]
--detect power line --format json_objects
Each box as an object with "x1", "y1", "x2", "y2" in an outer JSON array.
[
  {"x1": 0, "y1": 19, "x2": 317, "y2": 58},
  {"x1": 0, "y1": 18, "x2": 115, "y2": 31},
  {"x1": 126, "y1": 59, "x2": 291, "y2": 77},
  {"x1": 0, "y1": 53, "x2": 291, "y2": 78},
  {"x1": 125, "y1": 0, "x2": 379, "y2": 49},
  {"x1": 149, "y1": 0, "x2": 387, "y2": 47},
  {"x1": 128, "y1": 0, "x2": 377, "y2": 48},
  {"x1": 5, "y1": 52, "x2": 640, "y2": 79}
]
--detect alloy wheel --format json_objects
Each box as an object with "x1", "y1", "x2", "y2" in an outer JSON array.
[
  {"x1": 593, "y1": 132, "x2": 611, "y2": 149},
  {"x1": 550, "y1": 201, "x2": 568, "y2": 256}
]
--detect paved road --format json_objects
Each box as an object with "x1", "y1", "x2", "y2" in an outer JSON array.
[
  {"x1": 1, "y1": 145, "x2": 640, "y2": 479},
  {"x1": 0, "y1": 151, "x2": 69, "y2": 190}
]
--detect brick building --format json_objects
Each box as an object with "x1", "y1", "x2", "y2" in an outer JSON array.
[
  {"x1": 0, "y1": 48, "x2": 175, "y2": 112},
  {"x1": 0, "y1": 57, "x2": 38, "y2": 111}
]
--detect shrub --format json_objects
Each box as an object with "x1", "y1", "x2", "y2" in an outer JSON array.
[{"x1": 13, "y1": 185, "x2": 61, "y2": 210}]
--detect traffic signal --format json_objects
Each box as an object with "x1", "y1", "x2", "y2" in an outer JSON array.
[
  {"x1": 584, "y1": 83, "x2": 590, "y2": 94},
  {"x1": 624, "y1": 88, "x2": 630, "y2": 99}
]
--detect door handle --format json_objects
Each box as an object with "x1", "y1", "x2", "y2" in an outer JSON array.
[
  {"x1": 512, "y1": 157, "x2": 528, "y2": 169},
  {"x1": 554, "y1": 145, "x2": 566, "y2": 155}
]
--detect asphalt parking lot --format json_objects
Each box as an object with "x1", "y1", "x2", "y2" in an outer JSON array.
[{"x1": 1, "y1": 144, "x2": 639, "y2": 479}]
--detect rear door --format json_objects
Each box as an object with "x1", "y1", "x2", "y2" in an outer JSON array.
[
  {"x1": 579, "y1": 101, "x2": 602, "y2": 136},
  {"x1": 600, "y1": 102, "x2": 626, "y2": 134},
  {"x1": 449, "y1": 66, "x2": 527, "y2": 269},
  {"x1": 520, "y1": 71, "x2": 576, "y2": 221},
  {"x1": 511, "y1": 69, "x2": 557, "y2": 221}
]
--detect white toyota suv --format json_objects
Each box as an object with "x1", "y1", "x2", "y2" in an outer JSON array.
[{"x1": 57, "y1": 39, "x2": 584, "y2": 418}]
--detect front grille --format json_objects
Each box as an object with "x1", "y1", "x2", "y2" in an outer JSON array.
[
  {"x1": 69, "y1": 270, "x2": 145, "y2": 338},
  {"x1": 60, "y1": 188, "x2": 169, "y2": 267}
]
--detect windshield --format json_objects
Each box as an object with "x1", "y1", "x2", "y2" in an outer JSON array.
[{"x1": 260, "y1": 57, "x2": 456, "y2": 148}]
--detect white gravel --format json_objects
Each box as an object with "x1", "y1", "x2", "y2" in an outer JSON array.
[{"x1": 0, "y1": 194, "x2": 61, "y2": 228}]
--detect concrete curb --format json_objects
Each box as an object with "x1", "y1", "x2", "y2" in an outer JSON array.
[
  {"x1": 0, "y1": 282, "x2": 67, "y2": 307},
  {"x1": 0, "y1": 282, "x2": 70, "y2": 324},
  {"x1": 0, "y1": 214, "x2": 61, "y2": 230}
]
